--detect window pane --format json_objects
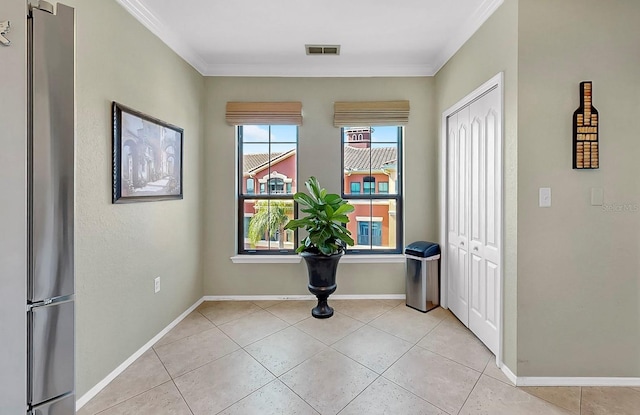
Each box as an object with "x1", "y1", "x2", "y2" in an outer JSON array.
[
  {"x1": 242, "y1": 143, "x2": 269, "y2": 195},
  {"x1": 241, "y1": 125, "x2": 270, "y2": 142},
  {"x1": 270, "y1": 125, "x2": 298, "y2": 143},
  {"x1": 246, "y1": 178, "x2": 255, "y2": 194},
  {"x1": 349, "y1": 181, "x2": 361, "y2": 194},
  {"x1": 343, "y1": 129, "x2": 398, "y2": 196},
  {"x1": 345, "y1": 199, "x2": 397, "y2": 251},
  {"x1": 379, "y1": 182, "x2": 388, "y2": 194},
  {"x1": 370, "y1": 125, "x2": 399, "y2": 144},
  {"x1": 268, "y1": 143, "x2": 297, "y2": 194},
  {"x1": 242, "y1": 200, "x2": 294, "y2": 251}
]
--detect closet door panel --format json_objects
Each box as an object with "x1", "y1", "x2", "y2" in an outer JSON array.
[{"x1": 468, "y1": 88, "x2": 500, "y2": 354}]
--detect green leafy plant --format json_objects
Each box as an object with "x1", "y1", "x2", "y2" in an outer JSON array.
[{"x1": 284, "y1": 176, "x2": 355, "y2": 255}]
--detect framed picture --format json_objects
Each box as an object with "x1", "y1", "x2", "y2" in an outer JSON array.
[{"x1": 112, "y1": 102, "x2": 183, "y2": 203}]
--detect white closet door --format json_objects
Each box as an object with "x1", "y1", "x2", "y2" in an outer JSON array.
[
  {"x1": 468, "y1": 88, "x2": 500, "y2": 353},
  {"x1": 446, "y1": 109, "x2": 470, "y2": 325},
  {"x1": 446, "y1": 87, "x2": 501, "y2": 355}
]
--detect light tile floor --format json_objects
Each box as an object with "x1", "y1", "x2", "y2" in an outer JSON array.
[{"x1": 77, "y1": 300, "x2": 640, "y2": 415}]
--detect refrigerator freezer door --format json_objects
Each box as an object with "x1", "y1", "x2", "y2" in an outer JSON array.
[
  {"x1": 29, "y1": 4, "x2": 75, "y2": 302},
  {"x1": 31, "y1": 393, "x2": 75, "y2": 415},
  {"x1": 29, "y1": 300, "x2": 74, "y2": 405}
]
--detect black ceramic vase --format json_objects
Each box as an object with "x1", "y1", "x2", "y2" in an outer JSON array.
[{"x1": 301, "y1": 251, "x2": 343, "y2": 318}]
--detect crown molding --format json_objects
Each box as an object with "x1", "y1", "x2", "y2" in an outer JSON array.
[
  {"x1": 432, "y1": 0, "x2": 504, "y2": 75},
  {"x1": 114, "y1": 0, "x2": 208, "y2": 74},
  {"x1": 200, "y1": 63, "x2": 436, "y2": 77}
]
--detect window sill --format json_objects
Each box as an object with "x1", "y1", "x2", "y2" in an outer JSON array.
[
  {"x1": 230, "y1": 255, "x2": 302, "y2": 264},
  {"x1": 341, "y1": 254, "x2": 405, "y2": 264},
  {"x1": 230, "y1": 254, "x2": 405, "y2": 264}
]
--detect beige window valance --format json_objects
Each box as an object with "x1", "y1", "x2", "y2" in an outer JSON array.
[
  {"x1": 333, "y1": 100, "x2": 410, "y2": 127},
  {"x1": 225, "y1": 101, "x2": 303, "y2": 126}
]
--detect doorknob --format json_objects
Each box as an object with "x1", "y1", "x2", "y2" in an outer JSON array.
[
  {"x1": 473, "y1": 247, "x2": 479, "y2": 251},
  {"x1": 460, "y1": 241, "x2": 465, "y2": 246}
]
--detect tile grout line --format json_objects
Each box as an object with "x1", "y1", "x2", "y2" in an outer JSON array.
[
  {"x1": 379, "y1": 373, "x2": 454, "y2": 415},
  {"x1": 455, "y1": 368, "x2": 484, "y2": 415},
  {"x1": 326, "y1": 305, "x2": 455, "y2": 413},
  {"x1": 169, "y1": 378, "x2": 196, "y2": 415},
  {"x1": 579, "y1": 386, "x2": 583, "y2": 415},
  {"x1": 413, "y1": 342, "x2": 490, "y2": 374},
  {"x1": 334, "y1": 373, "x2": 381, "y2": 415},
  {"x1": 376, "y1": 315, "x2": 462, "y2": 415},
  {"x1": 241, "y1": 318, "x2": 326, "y2": 414},
  {"x1": 149, "y1": 347, "x2": 195, "y2": 414},
  {"x1": 87, "y1": 379, "x2": 177, "y2": 415},
  {"x1": 82, "y1": 349, "x2": 176, "y2": 415}
]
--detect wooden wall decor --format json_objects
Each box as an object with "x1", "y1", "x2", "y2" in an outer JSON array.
[{"x1": 573, "y1": 81, "x2": 599, "y2": 169}]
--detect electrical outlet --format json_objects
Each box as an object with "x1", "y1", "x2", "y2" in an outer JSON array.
[{"x1": 154, "y1": 277, "x2": 161, "y2": 293}]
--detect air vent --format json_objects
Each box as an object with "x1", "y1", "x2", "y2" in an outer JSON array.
[{"x1": 305, "y1": 45, "x2": 340, "y2": 55}]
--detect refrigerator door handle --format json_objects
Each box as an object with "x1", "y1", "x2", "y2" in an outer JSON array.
[{"x1": 27, "y1": 294, "x2": 74, "y2": 310}]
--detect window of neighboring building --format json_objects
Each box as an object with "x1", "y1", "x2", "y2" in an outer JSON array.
[
  {"x1": 268, "y1": 177, "x2": 285, "y2": 194},
  {"x1": 357, "y1": 221, "x2": 383, "y2": 246},
  {"x1": 238, "y1": 125, "x2": 298, "y2": 253},
  {"x1": 342, "y1": 126, "x2": 403, "y2": 253},
  {"x1": 363, "y1": 176, "x2": 376, "y2": 194}
]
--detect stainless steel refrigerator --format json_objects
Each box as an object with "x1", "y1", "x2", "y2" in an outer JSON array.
[{"x1": 27, "y1": 2, "x2": 75, "y2": 414}]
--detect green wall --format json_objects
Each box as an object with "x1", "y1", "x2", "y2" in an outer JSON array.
[
  {"x1": 203, "y1": 77, "x2": 437, "y2": 296},
  {"x1": 63, "y1": 0, "x2": 205, "y2": 395},
  {"x1": 517, "y1": 0, "x2": 640, "y2": 377}
]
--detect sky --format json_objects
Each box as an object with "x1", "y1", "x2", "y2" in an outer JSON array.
[{"x1": 241, "y1": 125, "x2": 400, "y2": 155}]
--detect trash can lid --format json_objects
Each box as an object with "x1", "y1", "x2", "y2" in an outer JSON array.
[{"x1": 405, "y1": 241, "x2": 440, "y2": 257}]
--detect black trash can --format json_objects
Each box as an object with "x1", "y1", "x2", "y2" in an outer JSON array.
[{"x1": 405, "y1": 241, "x2": 441, "y2": 313}]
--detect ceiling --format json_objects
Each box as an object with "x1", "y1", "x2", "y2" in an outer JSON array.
[{"x1": 116, "y1": 0, "x2": 503, "y2": 77}]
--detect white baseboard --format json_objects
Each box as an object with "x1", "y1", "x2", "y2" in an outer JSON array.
[
  {"x1": 75, "y1": 298, "x2": 204, "y2": 410},
  {"x1": 491, "y1": 364, "x2": 640, "y2": 387},
  {"x1": 500, "y1": 363, "x2": 517, "y2": 385},
  {"x1": 202, "y1": 294, "x2": 406, "y2": 301},
  {"x1": 516, "y1": 377, "x2": 640, "y2": 387}
]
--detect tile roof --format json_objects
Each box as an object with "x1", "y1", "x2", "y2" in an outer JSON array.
[
  {"x1": 243, "y1": 152, "x2": 282, "y2": 173},
  {"x1": 243, "y1": 146, "x2": 396, "y2": 175},
  {"x1": 343, "y1": 145, "x2": 397, "y2": 171}
]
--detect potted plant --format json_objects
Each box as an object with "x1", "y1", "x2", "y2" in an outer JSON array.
[{"x1": 284, "y1": 176, "x2": 355, "y2": 318}]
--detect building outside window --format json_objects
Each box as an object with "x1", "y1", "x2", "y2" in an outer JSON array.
[
  {"x1": 238, "y1": 125, "x2": 297, "y2": 253},
  {"x1": 342, "y1": 126, "x2": 402, "y2": 253},
  {"x1": 363, "y1": 176, "x2": 376, "y2": 194},
  {"x1": 357, "y1": 221, "x2": 382, "y2": 246}
]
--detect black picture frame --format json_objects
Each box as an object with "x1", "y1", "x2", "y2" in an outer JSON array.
[{"x1": 112, "y1": 102, "x2": 183, "y2": 203}]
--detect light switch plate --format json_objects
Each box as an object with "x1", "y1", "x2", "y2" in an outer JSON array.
[
  {"x1": 591, "y1": 187, "x2": 604, "y2": 206},
  {"x1": 539, "y1": 187, "x2": 551, "y2": 207}
]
